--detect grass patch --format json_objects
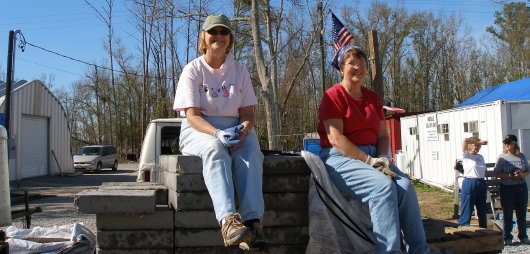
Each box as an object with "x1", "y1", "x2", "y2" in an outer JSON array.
[{"x1": 413, "y1": 181, "x2": 455, "y2": 220}]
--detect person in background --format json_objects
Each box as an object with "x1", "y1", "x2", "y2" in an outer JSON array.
[
  {"x1": 317, "y1": 45, "x2": 430, "y2": 254},
  {"x1": 458, "y1": 137, "x2": 489, "y2": 228},
  {"x1": 494, "y1": 134, "x2": 530, "y2": 245},
  {"x1": 172, "y1": 14, "x2": 265, "y2": 250}
]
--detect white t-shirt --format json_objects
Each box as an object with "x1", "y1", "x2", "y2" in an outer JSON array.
[
  {"x1": 462, "y1": 152, "x2": 486, "y2": 178},
  {"x1": 173, "y1": 54, "x2": 258, "y2": 117}
]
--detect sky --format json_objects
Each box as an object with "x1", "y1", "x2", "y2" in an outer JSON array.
[{"x1": 0, "y1": 0, "x2": 507, "y2": 92}]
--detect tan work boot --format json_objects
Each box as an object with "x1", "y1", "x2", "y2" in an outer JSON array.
[
  {"x1": 240, "y1": 219, "x2": 268, "y2": 251},
  {"x1": 221, "y1": 213, "x2": 251, "y2": 247}
]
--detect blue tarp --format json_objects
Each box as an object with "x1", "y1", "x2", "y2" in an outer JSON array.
[{"x1": 456, "y1": 77, "x2": 530, "y2": 108}]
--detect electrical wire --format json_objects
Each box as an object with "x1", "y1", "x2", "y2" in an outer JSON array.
[{"x1": 16, "y1": 32, "x2": 175, "y2": 81}]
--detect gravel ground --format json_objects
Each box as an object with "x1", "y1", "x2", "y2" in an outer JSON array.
[
  {"x1": 493, "y1": 219, "x2": 530, "y2": 254},
  {"x1": 2, "y1": 162, "x2": 138, "y2": 234}
]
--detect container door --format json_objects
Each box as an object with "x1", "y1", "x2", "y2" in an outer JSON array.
[{"x1": 20, "y1": 116, "x2": 49, "y2": 178}]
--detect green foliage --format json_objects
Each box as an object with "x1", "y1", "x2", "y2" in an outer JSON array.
[
  {"x1": 486, "y1": 2, "x2": 529, "y2": 82},
  {"x1": 486, "y1": 2, "x2": 529, "y2": 42}
]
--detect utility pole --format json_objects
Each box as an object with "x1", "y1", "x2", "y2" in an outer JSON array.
[
  {"x1": 368, "y1": 30, "x2": 383, "y2": 102},
  {"x1": 318, "y1": 1, "x2": 326, "y2": 94},
  {"x1": 5, "y1": 30, "x2": 19, "y2": 136}
]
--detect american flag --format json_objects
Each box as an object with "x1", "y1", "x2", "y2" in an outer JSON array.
[{"x1": 331, "y1": 12, "x2": 353, "y2": 52}]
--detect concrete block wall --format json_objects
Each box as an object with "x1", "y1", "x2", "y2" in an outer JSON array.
[
  {"x1": 75, "y1": 182, "x2": 173, "y2": 253},
  {"x1": 160, "y1": 155, "x2": 310, "y2": 253},
  {"x1": 75, "y1": 155, "x2": 311, "y2": 253}
]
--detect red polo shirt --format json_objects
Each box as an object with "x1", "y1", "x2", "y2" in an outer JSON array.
[{"x1": 317, "y1": 84, "x2": 384, "y2": 148}]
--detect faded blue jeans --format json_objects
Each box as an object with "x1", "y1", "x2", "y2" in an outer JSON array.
[
  {"x1": 179, "y1": 116, "x2": 264, "y2": 224},
  {"x1": 320, "y1": 146, "x2": 428, "y2": 254}
]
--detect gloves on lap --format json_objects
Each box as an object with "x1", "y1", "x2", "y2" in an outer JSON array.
[
  {"x1": 215, "y1": 125, "x2": 244, "y2": 147},
  {"x1": 366, "y1": 155, "x2": 397, "y2": 179}
]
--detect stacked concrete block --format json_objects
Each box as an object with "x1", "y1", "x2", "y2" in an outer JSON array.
[
  {"x1": 160, "y1": 155, "x2": 311, "y2": 253},
  {"x1": 75, "y1": 182, "x2": 173, "y2": 254}
]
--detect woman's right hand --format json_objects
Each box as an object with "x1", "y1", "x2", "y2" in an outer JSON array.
[
  {"x1": 215, "y1": 128, "x2": 241, "y2": 147},
  {"x1": 366, "y1": 155, "x2": 397, "y2": 178}
]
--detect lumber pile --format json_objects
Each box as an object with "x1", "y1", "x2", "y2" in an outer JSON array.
[{"x1": 429, "y1": 223, "x2": 503, "y2": 254}]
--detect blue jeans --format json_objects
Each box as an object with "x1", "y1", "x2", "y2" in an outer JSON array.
[
  {"x1": 320, "y1": 146, "x2": 428, "y2": 254},
  {"x1": 500, "y1": 183, "x2": 528, "y2": 240},
  {"x1": 179, "y1": 116, "x2": 264, "y2": 223},
  {"x1": 459, "y1": 178, "x2": 487, "y2": 228}
]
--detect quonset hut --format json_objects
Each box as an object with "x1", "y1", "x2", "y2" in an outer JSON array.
[{"x1": 0, "y1": 80, "x2": 74, "y2": 180}]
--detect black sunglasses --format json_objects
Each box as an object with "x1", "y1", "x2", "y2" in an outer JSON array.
[{"x1": 206, "y1": 28, "x2": 231, "y2": 36}]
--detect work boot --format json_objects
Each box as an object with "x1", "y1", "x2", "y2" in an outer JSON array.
[
  {"x1": 221, "y1": 213, "x2": 251, "y2": 247},
  {"x1": 240, "y1": 219, "x2": 268, "y2": 251}
]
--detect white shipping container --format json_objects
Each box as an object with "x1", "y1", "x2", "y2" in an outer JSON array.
[{"x1": 400, "y1": 100, "x2": 530, "y2": 191}]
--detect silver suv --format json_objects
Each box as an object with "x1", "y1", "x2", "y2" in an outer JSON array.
[{"x1": 73, "y1": 145, "x2": 118, "y2": 172}]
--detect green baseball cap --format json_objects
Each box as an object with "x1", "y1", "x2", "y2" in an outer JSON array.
[{"x1": 202, "y1": 14, "x2": 233, "y2": 31}]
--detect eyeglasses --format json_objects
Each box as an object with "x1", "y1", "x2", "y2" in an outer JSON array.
[
  {"x1": 345, "y1": 60, "x2": 367, "y2": 68},
  {"x1": 206, "y1": 28, "x2": 230, "y2": 36}
]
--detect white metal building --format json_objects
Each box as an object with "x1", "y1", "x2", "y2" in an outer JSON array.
[
  {"x1": 0, "y1": 80, "x2": 74, "y2": 180},
  {"x1": 399, "y1": 100, "x2": 530, "y2": 191}
]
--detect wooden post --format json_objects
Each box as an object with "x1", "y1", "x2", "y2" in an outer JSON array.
[
  {"x1": 368, "y1": 30, "x2": 384, "y2": 102},
  {"x1": 318, "y1": 1, "x2": 326, "y2": 94},
  {"x1": 5, "y1": 31, "x2": 16, "y2": 136}
]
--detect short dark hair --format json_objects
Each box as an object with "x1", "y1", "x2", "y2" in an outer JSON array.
[{"x1": 340, "y1": 47, "x2": 368, "y2": 69}]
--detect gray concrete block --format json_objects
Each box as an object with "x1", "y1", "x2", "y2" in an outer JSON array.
[
  {"x1": 161, "y1": 155, "x2": 310, "y2": 175},
  {"x1": 163, "y1": 172, "x2": 203, "y2": 192},
  {"x1": 263, "y1": 156, "x2": 310, "y2": 175},
  {"x1": 174, "y1": 210, "x2": 307, "y2": 228},
  {"x1": 163, "y1": 171, "x2": 309, "y2": 193},
  {"x1": 97, "y1": 248, "x2": 172, "y2": 254},
  {"x1": 161, "y1": 155, "x2": 202, "y2": 174},
  {"x1": 263, "y1": 175, "x2": 309, "y2": 193},
  {"x1": 174, "y1": 210, "x2": 218, "y2": 228},
  {"x1": 97, "y1": 230, "x2": 173, "y2": 249},
  {"x1": 99, "y1": 182, "x2": 168, "y2": 205},
  {"x1": 75, "y1": 189, "x2": 156, "y2": 214},
  {"x1": 168, "y1": 191, "x2": 212, "y2": 211},
  {"x1": 174, "y1": 226, "x2": 308, "y2": 247},
  {"x1": 97, "y1": 206, "x2": 173, "y2": 230},
  {"x1": 169, "y1": 192, "x2": 307, "y2": 211},
  {"x1": 100, "y1": 182, "x2": 166, "y2": 188},
  {"x1": 173, "y1": 244, "x2": 307, "y2": 254}
]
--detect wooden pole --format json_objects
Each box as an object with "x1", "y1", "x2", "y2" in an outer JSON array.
[
  {"x1": 318, "y1": 1, "x2": 326, "y2": 94},
  {"x1": 5, "y1": 31, "x2": 15, "y2": 136},
  {"x1": 368, "y1": 30, "x2": 384, "y2": 102}
]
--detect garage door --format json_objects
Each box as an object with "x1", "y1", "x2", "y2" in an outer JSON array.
[{"x1": 20, "y1": 116, "x2": 48, "y2": 178}]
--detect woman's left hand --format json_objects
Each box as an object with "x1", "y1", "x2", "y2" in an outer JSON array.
[{"x1": 229, "y1": 126, "x2": 249, "y2": 150}]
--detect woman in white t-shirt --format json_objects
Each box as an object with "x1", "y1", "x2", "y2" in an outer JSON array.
[
  {"x1": 459, "y1": 137, "x2": 488, "y2": 228},
  {"x1": 173, "y1": 14, "x2": 264, "y2": 250}
]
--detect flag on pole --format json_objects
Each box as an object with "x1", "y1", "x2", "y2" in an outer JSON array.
[{"x1": 331, "y1": 12, "x2": 353, "y2": 52}]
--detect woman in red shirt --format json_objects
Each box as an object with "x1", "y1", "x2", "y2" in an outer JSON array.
[{"x1": 318, "y1": 45, "x2": 429, "y2": 254}]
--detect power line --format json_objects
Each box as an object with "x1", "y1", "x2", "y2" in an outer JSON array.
[
  {"x1": 16, "y1": 57, "x2": 85, "y2": 77},
  {"x1": 18, "y1": 32, "x2": 174, "y2": 81}
]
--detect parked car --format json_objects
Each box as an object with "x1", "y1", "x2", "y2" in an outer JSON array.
[
  {"x1": 73, "y1": 145, "x2": 118, "y2": 172},
  {"x1": 137, "y1": 118, "x2": 182, "y2": 182}
]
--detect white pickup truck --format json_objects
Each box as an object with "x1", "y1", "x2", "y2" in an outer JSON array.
[{"x1": 136, "y1": 118, "x2": 183, "y2": 182}]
